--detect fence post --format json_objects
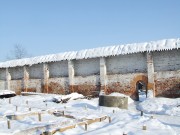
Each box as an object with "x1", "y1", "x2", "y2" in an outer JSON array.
[
  {"x1": 7, "y1": 119, "x2": 10, "y2": 129},
  {"x1": 26, "y1": 100, "x2": 28, "y2": 105},
  {"x1": 62, "y1": 111, "x2": 64, "y2": 116},
  {"x1": 85, "y1": 123, "x2": 88, "y2": 131},
  {"x1": 38, "y1": 113, "x2": 41, "y2": 121},
  {"x1": 142, "y1": 125, "x2": 147, "y2": 130},
  {"x1": 108, "y1": 117, "x2": 111, "y2": 123}
]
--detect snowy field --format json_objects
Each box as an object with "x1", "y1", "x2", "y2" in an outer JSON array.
[{"x1": 0, "y1": 90, "x2": 179, "y2": 135}]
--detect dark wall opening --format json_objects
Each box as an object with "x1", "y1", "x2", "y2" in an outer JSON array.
[{"x1": 136, "y1": 81, "x2": 147, "y2": 101}]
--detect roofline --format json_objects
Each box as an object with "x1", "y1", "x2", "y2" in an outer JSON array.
[{"x1": 0, "y1": 38, "x2": 179, "y2": 68}]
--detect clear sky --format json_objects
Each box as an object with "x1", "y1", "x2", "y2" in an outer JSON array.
[{"x1": 0, "y1": 0, "x2": 180, "y2": 62}]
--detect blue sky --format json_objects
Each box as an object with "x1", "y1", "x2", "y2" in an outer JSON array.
[{"x1": 0, "y1": 0, "x2": 180, "y2": 61}]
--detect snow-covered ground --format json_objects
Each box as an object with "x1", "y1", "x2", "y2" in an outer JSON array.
[{"x1": 0, "y1": 92, "x2": 179, "y2": 135}]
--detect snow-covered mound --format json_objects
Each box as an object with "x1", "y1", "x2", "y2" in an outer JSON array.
[
  {"x1": 0, "y1": 90, "x2": 16, "y2": 96},
  {"x1": 45, "y1": 93, "x2": 84, "y2": 103},
  {"x1": 0, "y1": 90, "x2": 15, "y2": 95},
  {"x1": 63, "y1": 92, "x2": 84, "y2": 100},
  {"x1": 108, "y1": 92, "x2": 134, "y2": 104},
  {"x1": 0, "y1": 38, "x2": 179, "y2": 68},
  {"x1": 138, "y1": 97, "x2": 180, "y2": 116}
]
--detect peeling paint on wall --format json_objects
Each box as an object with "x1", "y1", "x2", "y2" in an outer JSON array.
[
  {"x1": 71, "y1": 75, "x2": 100, "y2": 96},
  {"x1": 27, "y1": 79, "x2": 41, "y2": 93},
  {"x1": 69, "y1": 84, "x2": 100, "y2": 96},
  {"x1": 155, "y1": 71, "x2": 180, "y2": 98},
  {"x1": 10, "y1": 80, "x2": 22, "y2": 95},
  {"x1": 48, "y1": 78, "x2": 69, "y2": 94},
  {"x1": 106, "y1": 73, "x2": 148, "y2": 100}
]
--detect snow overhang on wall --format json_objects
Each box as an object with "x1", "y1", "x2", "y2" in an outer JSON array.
[{"x1": 0, "y1": 38, "x2": 179, "y2": 68}]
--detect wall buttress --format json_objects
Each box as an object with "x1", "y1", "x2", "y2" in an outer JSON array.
[
  {"x1": 68, "y1": 60, "x2": 74, "y2": 93},
  {"x1": 100, "y1": 57, "x2": 107, "y2": 92},
  {"x1": 23, "y1": 66, "x2": 29, "y2": 92},
  {"x1": 5, "y1": 68, "x2": 11, "y2": 90},
  {"x1": 147, "y1": 52, "x2": 155, "y2": 97},
  {"x1": 43, "y1": 63, "x2": 49, "y2": 93}
]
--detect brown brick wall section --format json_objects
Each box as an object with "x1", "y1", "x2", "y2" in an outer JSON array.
[
  {"x1": 106, "y1": 74, "x2": 148, "y2": 100},
  {"x1": 69, "y1": 84, "x2": 100, "y2": 97},
  {"x1": 25, "y1": 88, "x2": 36, "y2": 93},
  {"x1": 106, "y1": 82, "x2": 133, "y2": 96},
  {"x1": 10, "y1": 80, "x2": 22, "y2": 95},
  {"x1": 147, "y1": 83, "x2": 155, "y2": 90},
  {"x1": 47, "y1": 82, "x2": 65, "y2": 95},
  {"x1": 155, "y1": 77, "x2": 180, "y2": 98},
  {"x1": 6, "y1": 73, "x2": 180, "y2": 99}
]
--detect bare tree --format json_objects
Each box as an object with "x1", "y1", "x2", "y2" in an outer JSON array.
[{"x1": 6, "y1": 44, "x2": 29, "y2": 60}]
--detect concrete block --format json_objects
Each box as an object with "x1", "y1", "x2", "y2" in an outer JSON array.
[{"x1": 99, "y1": 95, "x2": 128, "y2": 109}]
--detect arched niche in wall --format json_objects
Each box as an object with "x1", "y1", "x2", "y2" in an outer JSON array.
[{"x1": 130, "y1": 75, "x2": 148, "y2": 101}]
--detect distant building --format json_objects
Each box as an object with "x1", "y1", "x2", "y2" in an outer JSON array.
[{"x1": 0, "y1": 38, "x2": 179, "y2": 100}]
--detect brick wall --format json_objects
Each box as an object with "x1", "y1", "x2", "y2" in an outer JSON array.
[
  {"x1": 27, "y1": 79, "x2": 41, "y2": 93},
  {"x1": 72, "y1": 75, "x2": 100, "y2": 96},
  {"x1": 10, "y1": 80, "x2": 22, "y2": 94},
  {"x1": 106, "y1": 53, "x2": 147, "y2": 74},
  {"x1": 49, "y1": 61, "x2": 68, "y2": 78},
  {"x1": 48, "y1": 78, "x2": 69, "y2": 94},
  {"x1": 153, "y1": 49, "x2": 180, "y2": 72},
  {"x1": 0, "y1": 68, "x2": 6, "y2": 80},
  {"x1": 29, "y1": 64, "x2": 43, "y2": 79},
  {"x1": 0, "y1": 49, "x2": 179, "y2": 99},
  {"x1": 155, "y1": 70, "x2": 180, "y2": 97},
  {"x1": 74, "y1": 58, "x2": 100, "y2": 76},
  {"x1": 9, "y1": 67, "x2": 23, "y2": 80},
  {"x1": 0, "y1": 81, "x2": 5, "y2": 89},
  {"x1": 106, "y1": 73, "x2": 147, "y2": 100}
]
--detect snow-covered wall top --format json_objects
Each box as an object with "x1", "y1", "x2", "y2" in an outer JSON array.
[{"x1": 0, "y1": 38, "x2": 180, "y2": 68}]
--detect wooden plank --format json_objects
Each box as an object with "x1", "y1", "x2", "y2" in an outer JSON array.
[{"x1": 42, "y1": 116, "x2": 110, "y2": 135}]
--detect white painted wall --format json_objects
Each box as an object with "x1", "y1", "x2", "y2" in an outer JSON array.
[
  {"x1": 153, "y1": 49, "x2": 180, "y2": 72},
  {"x1": 0, "y1": 68, "x2": 6, "y2": 80},
  {"x1": 74, "y1": 58, "x2": 100, "y2": 76},
  {"x1": 9, "y1": 67, "x2": 23, "y2": 80},
  {"x1": 106, "y1": 53, "x2": 147, "y2": 74},
  {"x1": 0, "y1": 81, "x2": 5, "y2": 89},
  {"x1": 49, "y1": 61, "x2": 68, "y2": 78},
  {"x1": 29, "y1": 64, "x2": 43, "y2": 79},
  {"x1": 74, "y1": 75, "x2": 100, "y2": 85},
  {"x1": 155, "y1": 70, "x2": 180, "y2": 79}
]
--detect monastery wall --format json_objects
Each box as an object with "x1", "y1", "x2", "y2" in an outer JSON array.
[
  {"x1": 152, "y1": 49, "x2": 180, "y2": 98},
  {"x1": 0, "y1": 49, "x2": 179, "y2": 100}
]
